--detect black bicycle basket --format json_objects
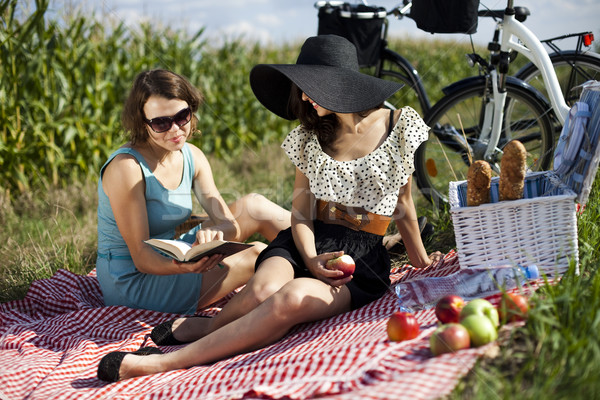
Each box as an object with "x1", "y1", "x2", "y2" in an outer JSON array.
[
  {"x1": 410, "y1": 0, "x2": 480, "y2": 34},
  {"x1": 317, "y1": 2, "x2": 387, "y2": 67}
]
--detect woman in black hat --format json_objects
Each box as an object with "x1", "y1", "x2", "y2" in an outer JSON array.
[{"x1": 97, "y1": 35, "x2": 442, "y2": 382}]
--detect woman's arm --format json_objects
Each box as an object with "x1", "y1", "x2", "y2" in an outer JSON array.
[
  {"x1": 102, "y1": 154, "x2": 221, "y2": 275},
  {"x1": 189, "y1": 144, "x2": 241, "y2": 242},
  {"x1": 393, "y1": 176, "x2": 440, "y2": 268},
  {"x1": 291, "y1": 168, "x2": 347, "y2": 285},
  {"x1": 290, "y1": 168, "x2": 317, "y2": 263}
]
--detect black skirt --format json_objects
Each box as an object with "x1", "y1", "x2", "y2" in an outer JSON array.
[{"x1": 255, "y1": 220, "x2": 391, "y2": 310}]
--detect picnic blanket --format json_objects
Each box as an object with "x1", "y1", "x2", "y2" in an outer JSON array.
[{"x1": 0, "y1": 251, "x2": 507, "y2": 400}]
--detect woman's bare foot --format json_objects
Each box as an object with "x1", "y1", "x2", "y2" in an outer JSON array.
[
  {"x1": 118, "y1": 353, "x2": 165, "y2": 381},
  {"x1": 383, "y1": 232, "x2": 403, "y2": 251},
  {"x1": 169, "y1": 316, "x2": 212, "y2": 342},
  {"x1": 384, "y1": 216, "x2": 430, "y2": 255}
]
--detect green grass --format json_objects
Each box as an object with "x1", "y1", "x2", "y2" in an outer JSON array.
[
  {"x1": 1, "y1": 146, "x2": 599, "y2": 400},
  {"x1": 1, "y1": 2, "x2": 600, "y2": 397}
]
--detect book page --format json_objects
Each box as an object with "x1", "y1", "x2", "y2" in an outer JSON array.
[
  {"x1": 144, "y1": 239, "x2": 193, "y2": 261},
  {"x1": 145, "y1": 239, "x2": 252, "y2": 262},
  {"x1": 157, "y1": 239, "x2": 193, "y2": 253}
]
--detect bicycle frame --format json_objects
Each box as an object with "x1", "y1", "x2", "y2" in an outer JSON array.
[
  {"x1": 483, "y1": 0, "x2": 570, "y2": 161},
  {"x1": 500, "y1": 10, "x2": 570, "y2": 123}
]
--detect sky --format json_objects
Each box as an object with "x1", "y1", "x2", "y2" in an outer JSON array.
[{"x1": 54, "y1": 0, "x2": 600, "y2": 51}]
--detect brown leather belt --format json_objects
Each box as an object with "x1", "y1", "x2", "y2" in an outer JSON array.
[{"x1": 316, "y1": 199, "x2": 391, "y2": 236}]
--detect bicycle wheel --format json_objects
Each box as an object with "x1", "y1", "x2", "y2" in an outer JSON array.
[
  {"x1": 375, "y1": 49, "x2": 431, "y2": 114},
  {"x1": 515, "y1": 51, "x2": 600, "y2": 106},
  {"x1": 415, "y1": 77, "x2": 554, "y2": 206}
]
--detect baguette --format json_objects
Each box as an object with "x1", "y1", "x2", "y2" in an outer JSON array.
[
  {"x1": 467, "y1": 160, "x2": 492, "y2": 206},
  {"x1": 499, "y1": 140, "x2": 527, "y2": 201}
]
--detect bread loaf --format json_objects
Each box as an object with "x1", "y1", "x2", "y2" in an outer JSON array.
[
  {"x1": 499, "y1": 140, "x2": 527, "y2": 201},
  {"x1": 467, "y1": 160, "x2": 492, "y2": 206}
]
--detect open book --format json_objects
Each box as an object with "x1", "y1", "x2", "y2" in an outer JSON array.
[{"x1": 144, "y1": 238, "x2": 253, "y2": 262}]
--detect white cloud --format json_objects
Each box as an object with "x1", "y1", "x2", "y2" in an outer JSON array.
[
  {"x1": 217, "y1": 20, "x2": 273, "y2": 44},
  {"x1": 256, "y1": 13, "x2": 282, "y2": 28},
  {"x1": 52, "y1": 0, "x2": 600, "y2": 47}
]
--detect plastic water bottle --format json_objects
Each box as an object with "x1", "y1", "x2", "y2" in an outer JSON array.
[{"x1": 395, "y1": 264, "x2": 539, "y2": 312}]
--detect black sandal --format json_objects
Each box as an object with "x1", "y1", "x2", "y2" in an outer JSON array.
[
  {"x1": 97, "y1": 346, "x2": 163, "y2": 382},
  {"x1": 150, "y1": 316, "x2": 210, "y2": 346}
]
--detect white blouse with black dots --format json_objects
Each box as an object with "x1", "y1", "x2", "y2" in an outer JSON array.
[{"x1": 281, "y1": 106, "x2": 429, "y2": 217}]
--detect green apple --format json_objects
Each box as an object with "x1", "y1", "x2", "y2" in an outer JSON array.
[
  {"x1": 460, "y1": 314, "x2": 498, "y2": 347},
  {"x1": 459, "y1": 298, "x2": 499, "y2": 327}
]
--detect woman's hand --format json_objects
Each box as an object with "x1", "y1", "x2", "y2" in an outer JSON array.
[
  {"x1": 429, "y1": 251, "x2": 444, "y2": 263},
  {"x1": 413, "y1": 251, "x2": 444, "y2": 269},
  {"x1": 193, "y1": 228, "x2": 224, "y2": 245},
  {"x1": 173, "y1": 253, "x2": 225, "y2": 274},
  {"x1": 306, "y1": 251, "x2": 352, "y2": 287}
]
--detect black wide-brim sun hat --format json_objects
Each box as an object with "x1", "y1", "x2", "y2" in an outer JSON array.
[{"x1": 250, "y1": 35, "x2": 404, "y2": 120}]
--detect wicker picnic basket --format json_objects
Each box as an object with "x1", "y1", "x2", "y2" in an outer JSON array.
[{"x1": 449, "y1": 81, "x2": 600, "y2": 277}]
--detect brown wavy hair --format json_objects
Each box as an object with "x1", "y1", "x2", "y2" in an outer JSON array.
[
  {"x1": 122, "y1": 69, "x2": 204, "y2": 145},
  {"x1": 288, "y1": 83, "x2": 339, "y2": 150},
  {"x1": 288, "y1": 83, "x2": 383, "y2": 151}
]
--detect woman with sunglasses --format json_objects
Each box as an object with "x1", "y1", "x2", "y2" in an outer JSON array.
[{"x1": 96, "y1": 69, "x2": 290, "y2": 315}]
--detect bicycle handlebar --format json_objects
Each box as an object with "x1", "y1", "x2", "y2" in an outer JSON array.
[
  {"x1": 478, "y1": 6, "x2": 530, "y2": 22},
  {"x1": 314, "y1": 1, "x2": 409, "y2": 19},
  {"x1": 314, "y1": 1, "x2": 536, "y2": 23}
]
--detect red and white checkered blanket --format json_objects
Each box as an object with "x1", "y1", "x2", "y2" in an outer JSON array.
[{"x1": 0, "y1": 251, "x2": 498, "y2": 400}]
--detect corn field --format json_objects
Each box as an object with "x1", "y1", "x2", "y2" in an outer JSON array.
[
  {"x1": 1, "y1": 0, "x2": 477, "y2": 197},
  {"x1": 0, "y1": 0, "x2": 299, "y2": 194}
]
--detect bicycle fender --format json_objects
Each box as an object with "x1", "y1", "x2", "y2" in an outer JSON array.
[
  {"x1": 441, "y1": 75, "x2": 551, "y2": 108},
  {"x1": 381, "y1": 48, "x2": 431, "y2": 111},
  {"x1": 382, "y1": 48, "x2": 423, "y2": 81},
  {"x1": 514, "y1": 50, "x2": 600, "y2": 80}
]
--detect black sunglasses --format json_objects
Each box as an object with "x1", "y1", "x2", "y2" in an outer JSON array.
[{"x1": 143, "y1": 107, "x2": 192, "y2": 133}]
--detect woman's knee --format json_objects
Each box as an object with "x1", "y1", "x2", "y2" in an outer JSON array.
[
  {"x1": 239, "y1": 193, "x2": 270, "y2": 219},
  {"x1": 245, "y1": 279, "x2": 285, "y2": 308},
  {"x1": 244, "y1": 257, "x2": 293, "y2": 306},
  {"x1": 268, "y1": 282, "x2": 312, "y2": 320}
]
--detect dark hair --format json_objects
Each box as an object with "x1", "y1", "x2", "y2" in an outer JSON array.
[
  {"x1": 289, "y1": 83, "x2": 339, "y2": 150},
  {"x1": 288, "y1": 83, "x2": 384, "y2": 152},
  {"x1": 122, "y1": 69, "x2": 204, "y2": 145}
]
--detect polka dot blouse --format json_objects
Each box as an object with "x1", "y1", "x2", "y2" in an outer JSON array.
[{"x1": 281, "y1": 106, "x2": 429, "y2": 216}]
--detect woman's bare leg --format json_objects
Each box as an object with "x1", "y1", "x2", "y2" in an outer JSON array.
[
  {"x1": 228, "y1": 193, "x2": 291, "y2": 242},
  {"x1": 195, "y1": 241, "x2": 266, "y2": 309},
  {"x1": 118, "y1": 271, "x2": 352, "y2": 380},
  {"x1": 169, "y1": 256, "x2": 295, "y2": 342},
  {"x1": 174, "y1": 195, "x2": 291, "y2": 341},
  {"x1": 193, "y1": 193, "x2": 290, "y2": 310}
]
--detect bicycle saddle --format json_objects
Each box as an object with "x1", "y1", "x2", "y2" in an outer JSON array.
[{"x1": 478, "y1": 6, "x2": 530, "y2": 22}]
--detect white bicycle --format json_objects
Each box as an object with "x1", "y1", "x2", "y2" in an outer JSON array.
[{"x1": 414, "y1": 0, "x2": 599, "y2": 206}]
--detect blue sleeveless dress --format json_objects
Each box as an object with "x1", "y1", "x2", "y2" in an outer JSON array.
[{"x1": 96, "y1": 144, "x2": 203, "y2": 315}]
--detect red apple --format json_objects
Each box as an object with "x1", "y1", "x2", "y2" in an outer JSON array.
[
  {"x1": 460, "y1": 314, "x2": 498, "y2": 347},
  {"x1": 429, "y1": 323, "x2": 471, "y2": 356},
  {"x1": 459, "y1": 298, "x2": 499, "y2": 327},
  {"x1": 387, "y1": 311, "x2": 420, "y2": 342},
  {"x1": 499, "y1": 292, "x2": 529, "y2": 323},
  {"x1": 326, "y1": 254, "x2": 355, "y2": 278},
  {"x1": 435, "y1": 295, "x2": 465, "y2": 323}
]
